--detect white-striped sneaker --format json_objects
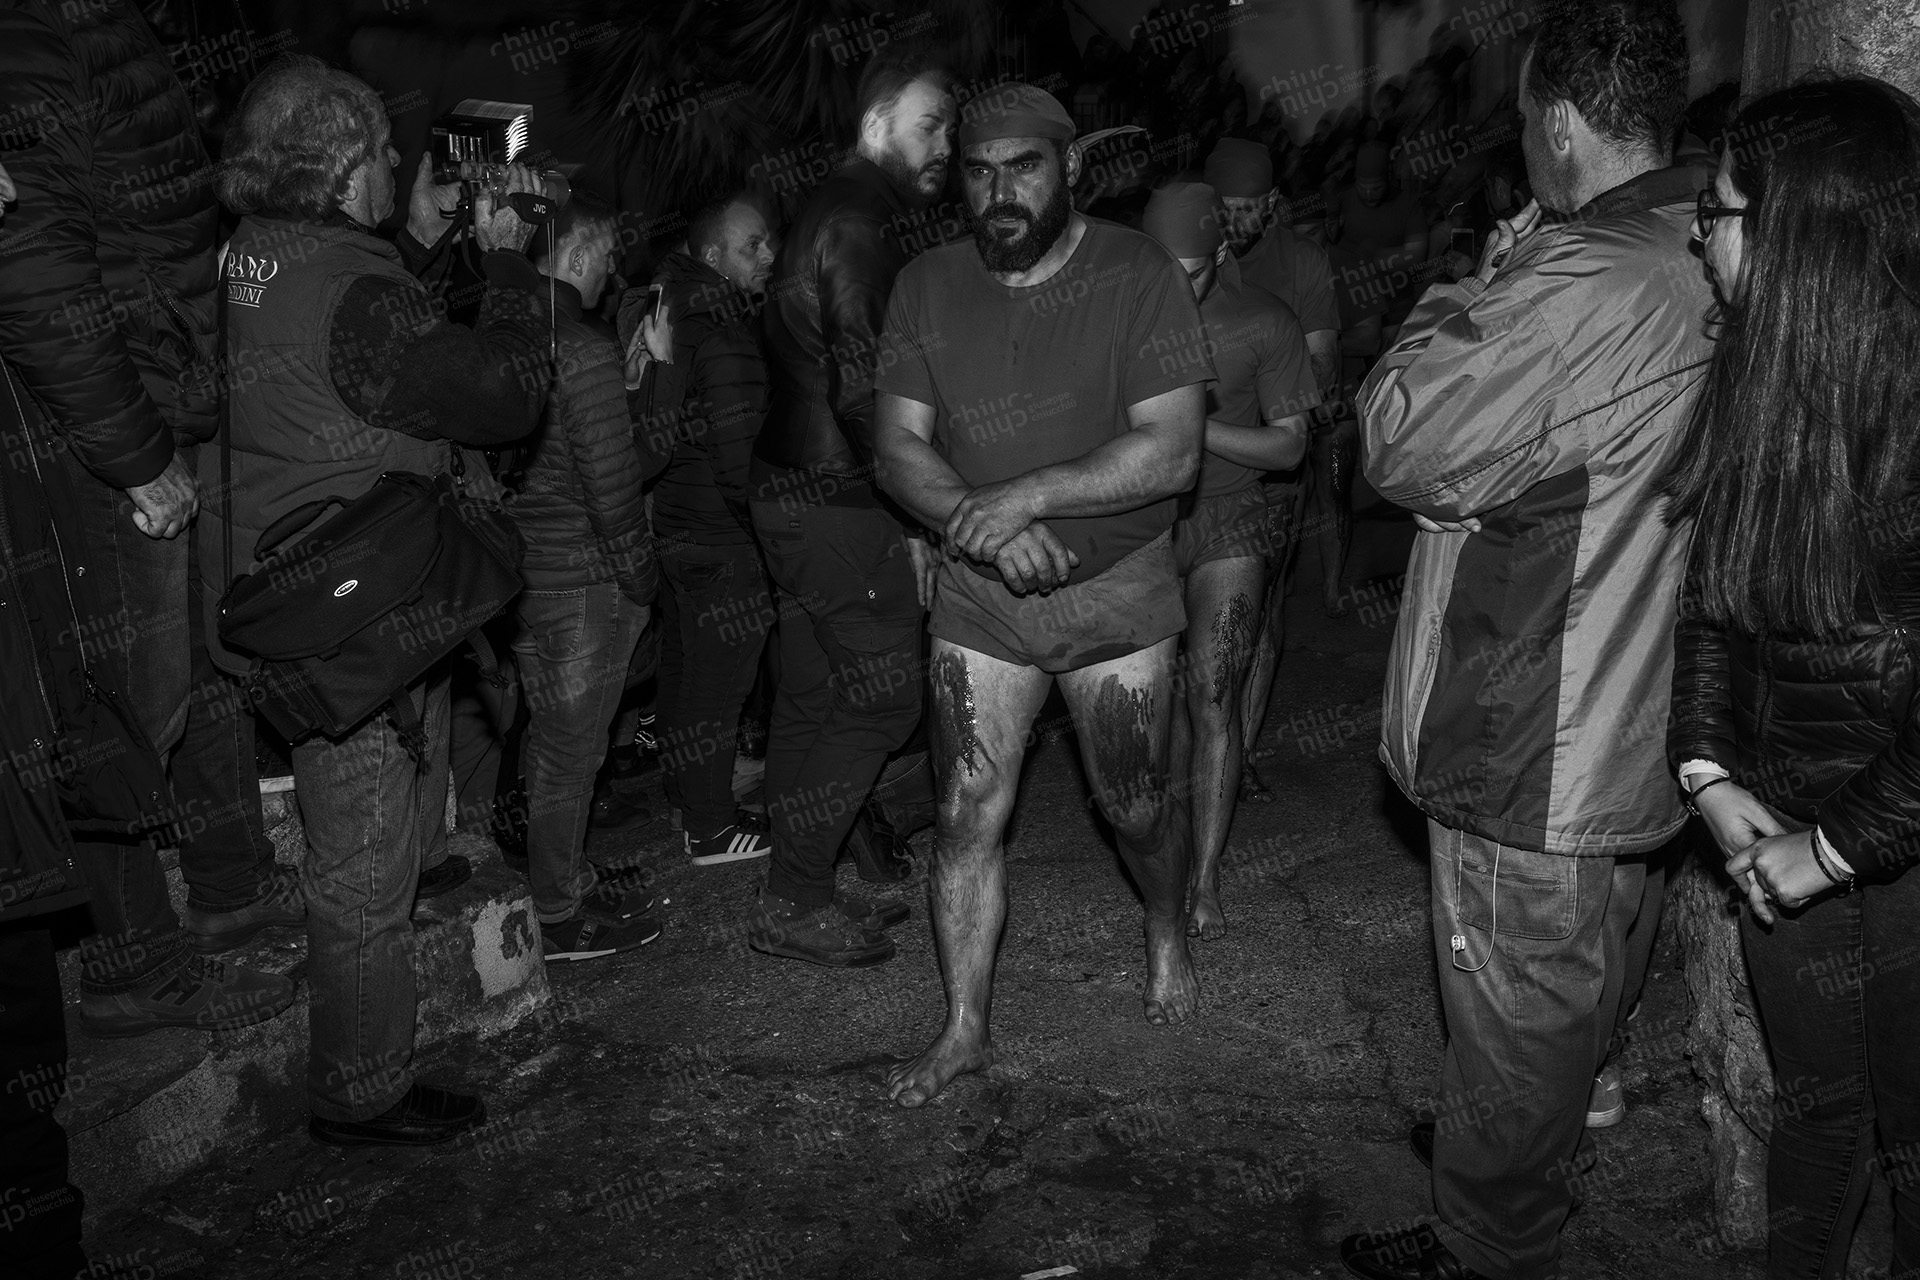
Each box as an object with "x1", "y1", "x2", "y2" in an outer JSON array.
[{"x1": 686, "y1": 812, "x2": 773, "y2": 866}]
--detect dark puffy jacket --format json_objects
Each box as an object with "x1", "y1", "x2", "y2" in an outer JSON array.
[
  {"x1": 756, "y1": 157, "x2": 918, "y2": 481},
  {"x1": 633, "y1": 251, "x2": 767, "y2": 545},
  {"x1": 510, "y1": 280, "x2": 653, "y2": 605},
  {"x1": 0, "y1": 0, "x2": 219, "y2": 488},
  {"x1": 1670, "y1": 555, "x2": 1920, "y2": 884}
]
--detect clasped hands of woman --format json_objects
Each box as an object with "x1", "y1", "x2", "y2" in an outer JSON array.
[{"x1": 1692, "y1": 780, "x2": 1843, "y2": 925}]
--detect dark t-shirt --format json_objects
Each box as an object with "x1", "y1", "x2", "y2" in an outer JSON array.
[
  {"x1": 877, "y1": 218, "x2": 1213, "y2": 584},
  {"x1": 1334, "y1": 185, "x2": 1425, "y2": 261},
  {"x1": 1198, "y1": 260, "x2": 1320, "y2": 498},
  {"x1": 1237, "y1": 222, "x2": 1339, "y2": 335}
]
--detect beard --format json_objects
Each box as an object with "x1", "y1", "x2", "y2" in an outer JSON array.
[
  {"x1": 968, "y1": 180, "x2": 1072, "y2": 274},
  {"x1": 877, "y1": 147, "x2": 946, "y2": 206}
]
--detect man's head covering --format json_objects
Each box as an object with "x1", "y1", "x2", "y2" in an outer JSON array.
[
  {"x1": 1203, "y1": 138, "x2": 1272, "y2": 197},
  {"x1": 1356, "y1": 141, "x2": 1391, "y2": 183},
  {"x1": 1143, "y1": 182, "x2": 1222, "y2": 258},
  {"x1": 960, "y1": 82, "x2": 1077, "y2": 149}
]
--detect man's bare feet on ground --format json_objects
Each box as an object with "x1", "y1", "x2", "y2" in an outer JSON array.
[
  {"x1": 1143, "y1": 928, "x2": 1200, "y2": 1024},
  {"x1": 886, "y1": 1032, "x2": 994, "y2": 1108},
  {"x1": 1186, "y1": 884, "x2": 1226, "y2": 939}
]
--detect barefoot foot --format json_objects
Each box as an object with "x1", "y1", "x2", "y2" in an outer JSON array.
[
  {"x1": 1186, "y1": 885, "x2": 1226, "y2": 940},
  {"x1": 1239, "y1": 760, "x2": 1275, "y2": 803},
  {"x1": 1142, "y1": 928, "x2": 1200, "y2": 1025},
  {"x1": 885, "y1": 1031, "x2": 993, "y2": 1108}
]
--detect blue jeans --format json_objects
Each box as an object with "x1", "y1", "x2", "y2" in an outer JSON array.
[
  {"x1": 1428, "y1": 820, "x2": 1649, "y2": 1280},
  {"x1": 1743, "y1": 871, "x2": 1920, "y2": 1279},
  {"x1": 511, "y1": 585, "x2": 646, "y2": 924},
  {"x1": 293, "y1": 674, "x2": 450, "y2": 1122}
]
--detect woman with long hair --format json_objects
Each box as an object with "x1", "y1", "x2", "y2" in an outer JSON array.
[{"x1": 1665, "y1": 76, "x2": 1920, "y2": 1278}]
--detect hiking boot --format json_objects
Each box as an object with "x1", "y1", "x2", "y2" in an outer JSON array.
[
  {"x1": 835, "y1": 892, "x2": 910, "y2": 932},
  {"x1": 80, "y1": 955, "x2": 297, "y2": 1038},
  {"x1": 416, "y1": 854, "x2": 472, "y2": 901},
  {"x1": 182, "y1": 865, "x2": 305, "y2": 954},
  {"x1": 309, "y1": 1083, "x2": 486, "y2": 1148},
  {"x1": 582, "y1": 877, "x2": 657, "y2": 922},
  {"x1": 846, "y1": 801, "x2": 912, "y2": 883},
  {"x1": 687, "y1": 808, "x2": 774, "y2": 866},
  {"x1": 541, "y1": 913, "x2": 662, "y2": 961},
  {"x1": 747, "y1": 890, "x2": 894, "y2": 967},
  {"x1": 1586, "y1": 1064, "x2": 1626, "y2": 1128}
]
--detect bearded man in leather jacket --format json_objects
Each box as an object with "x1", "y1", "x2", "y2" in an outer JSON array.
[{"x1": 744, "y1": 52, "x2": 956, "y2": 967}]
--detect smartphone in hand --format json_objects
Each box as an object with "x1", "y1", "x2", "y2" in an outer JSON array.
[{"x1": 625, "y1": 283, "x2": 665, "y2": 364}]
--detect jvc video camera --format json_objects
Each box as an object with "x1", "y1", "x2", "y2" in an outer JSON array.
[{"x1": 430, "y1": 100, "x2": 570, "y2": 224}]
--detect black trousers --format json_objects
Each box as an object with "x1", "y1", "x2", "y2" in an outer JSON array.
[
  {"x1": 749, "y1": 501, "x2": 923, "y2": 908},
  {"x1": 656, "y1": 537, "x2": 773, "y2": 838},
  {"x1": 0, "y1": 922, "x2": 86, "y2": 1278}
]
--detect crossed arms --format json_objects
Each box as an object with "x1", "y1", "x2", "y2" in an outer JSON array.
[{"x1": 873, "y1": 384, "x2": 1204, "y2": 593}]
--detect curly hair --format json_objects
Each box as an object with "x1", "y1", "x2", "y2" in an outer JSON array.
[
  {"x1": 216, "y1": 55, "x2": 388, "y2": 221},
  {"x1": 1525, "y1": 0, "x2": 1689, "y2": 155}
]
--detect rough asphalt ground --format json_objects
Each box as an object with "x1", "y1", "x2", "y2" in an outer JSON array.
[{"x1": 92, "y1": 520, "x2": 1765, "y2": 1280}]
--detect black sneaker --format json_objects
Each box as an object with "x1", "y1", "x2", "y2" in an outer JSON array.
[
  {"x1": 581, "y1": 877, "x2": 657, "y2": 922},
  {"x1": 747, "y1": 891, "x2": 894, "y2": 967},
  {"x1": 686, "y1": 808, "x2": 774, "y2": 866},
  {"x1": 309, "y1": 1083, "x2": 486, "y2": 1148},
  {"x1": 541, "y1": 913, "x2": 661, "y2": 961},
  {"x1": 835, "y1": 893, "x2": 910, "y2": 932},
  {"x1": 183, "y1": 865, "x2": 306, "y2": 954},
  {"x1": 416, "y1": 854, "x2": 472, "y2": 901},
  {"x1": 80, "y1": 955, "x2": 297, "y2": 1038},
  {"x1": 590, "y1": 791, "x2": 654, "y2": 831}
]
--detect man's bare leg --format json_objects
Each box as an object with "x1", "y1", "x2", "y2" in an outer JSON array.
[
  {"x1": 1240, "y1": 482, "x2": 1303, "y2": 802},
  {"x1": 1179, "y1": 556, "x2": 1265, "y2": 939},
  {"x1": 887, "y1": 640, "x2": 1051, "y2": 1108},
  {"x1": 1057, "y1": 635, "x2": 1197, "y2": 1025}
]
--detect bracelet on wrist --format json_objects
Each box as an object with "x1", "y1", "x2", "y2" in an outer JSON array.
[
  {"x1": 1810, "y1": 835, "x2": 1858, "y2": 894},
  {"x1": 1685, "y1": 774, "x2": 1733, "y2": 815}
]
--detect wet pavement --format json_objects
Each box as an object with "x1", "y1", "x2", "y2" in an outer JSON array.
[{"x1": 92, "y1": 518, "x2": 1764, "y2": 1280}]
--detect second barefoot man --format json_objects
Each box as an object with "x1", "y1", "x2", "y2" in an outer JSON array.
[{"x1": 872, "y1": 83, "x2": 1213, "y2": 1107}]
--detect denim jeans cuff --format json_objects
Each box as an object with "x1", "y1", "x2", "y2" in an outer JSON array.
[{"x1": 78, "y1": 928, "x2": 191, "y2": 996}]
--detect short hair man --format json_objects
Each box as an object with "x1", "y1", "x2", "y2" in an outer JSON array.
[
  {"x1": 1202, "y1": 137, "x2": 1353, "y2": 775},
  {"x1": 1339, "y1": 2, "x2": 1705, "y2": 1277},
  {"x1": 639, "y1": 196, "x2": 782, "y2": 868},
  {"x1": 512, "y1": 193, "x2": 662, "y2": 961},
  {"x1": 206, "y1": 55, "x2": 552, "y2": 1146},
  {"x1": 1141, "y1": 182, "x2": 1318, "y2": 941},
  {"x1": 873, "y1": 83, "x2": 1214, "y2": 1108},
  {"x1": 747, "y1": 51, "x2": 957, "y2": 967}
]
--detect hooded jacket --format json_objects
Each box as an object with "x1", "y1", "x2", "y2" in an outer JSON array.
[
  {"x1": 0, "y1": 0, "x2": 220, "y2": 488},
  {"x1": 1361, "y1": 165, "x2": 1713, "y2": 855}
]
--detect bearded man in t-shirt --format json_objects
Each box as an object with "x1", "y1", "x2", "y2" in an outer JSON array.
[{"x1": 872, "y1": 83, "x2": 1215, "y2": 1108}]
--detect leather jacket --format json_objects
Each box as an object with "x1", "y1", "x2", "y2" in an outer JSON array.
[
  {"x1": 1669, "y1": 548, "x2": 1920, "y2": 884},
  {"x1": 755, "y1": 157, "x2": 918, "y2": 479}
]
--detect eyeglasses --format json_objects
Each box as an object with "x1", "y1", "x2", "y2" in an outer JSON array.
[{"x1": 1696, "y1": 187, "x2": 1755, "y2": 232}]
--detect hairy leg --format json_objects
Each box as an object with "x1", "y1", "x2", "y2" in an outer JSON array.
[
  {"x1": 1057, "y1": 636, "x2": 1196, "y2": 1025},
  {"x1": 1180, "y1": 557, "x2": 1265, "y2": 939},
  {"x1": 886, "y1": 640, "x2": 1050, "y2": 1108}
]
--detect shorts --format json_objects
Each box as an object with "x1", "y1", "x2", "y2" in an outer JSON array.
[
  {"x1": 1171, "y1": 486, "x2": 1272, "y2": 577},
  {"x1": 929, "y1": 531, "x2": 1185, "y2": 674}
]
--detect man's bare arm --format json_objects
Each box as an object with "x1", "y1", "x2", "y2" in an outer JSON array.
[
  {"x1": 1305, "y1": 329, "x2": 1339, "y2": 399},
  {"x1": 875, "y1": 391, "x2": 1077, "y2": 593},
  {"x1": 1204, "y1": 409, "x2": 1312, "y2": 472},
  {"x1": 944, "y1": 383, "x2": 1204, "y2": 560},
  {"x1": 873, "y1": 391, "x2": 970, "y2": 530}
]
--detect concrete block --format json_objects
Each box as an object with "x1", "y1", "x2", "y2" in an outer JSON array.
[{"x1": 58, "y1": 820, "x2": 548, "y2": 1231}]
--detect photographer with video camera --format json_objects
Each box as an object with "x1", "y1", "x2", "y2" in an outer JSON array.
[{"x1": 192, "y1": 54, "x2": 552, "y2": 1148}]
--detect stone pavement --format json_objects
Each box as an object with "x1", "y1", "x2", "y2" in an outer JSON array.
[{"x1": 86, "y1": 522, "x2": 1767, "y2": 1280}]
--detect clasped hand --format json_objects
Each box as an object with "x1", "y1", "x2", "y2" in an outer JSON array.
[
  {"x1": 1695, "y1": 781, "x2": 1837, "y2": 925},
  {"x1": 942, "y1": 479, "x2": 1077, "y2": 596}
]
